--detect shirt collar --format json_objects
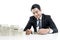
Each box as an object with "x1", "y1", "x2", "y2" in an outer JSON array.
[{"x1": 37, "y1": 14, "x2": 42, "y2": 20}]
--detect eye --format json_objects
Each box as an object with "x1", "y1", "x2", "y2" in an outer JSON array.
[
  {"x1": 33, "y1": 13, "x2": 35, "y2": 14},
  {"x1": 34, "y1": 11, "x2": 38, "y2": 13}
]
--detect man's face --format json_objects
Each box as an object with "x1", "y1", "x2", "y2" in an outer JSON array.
[{"x1": 32, "y1": 8, "x2": 41, "y2": 19}]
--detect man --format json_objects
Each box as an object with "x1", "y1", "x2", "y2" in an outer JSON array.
[{"x1": 24, "y1": 4, "x2": 58, "y2": 35}]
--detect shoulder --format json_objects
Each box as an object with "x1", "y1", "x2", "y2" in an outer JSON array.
[
  {"x1": 29, "y1": 16, "x2": 37, "y2": 21},
  {"x1": 30, "y1": 16, "x2": 36, "y2": 19},
  {"x1": 42, "y1": 14, "x2": 51, "y2": 18}
]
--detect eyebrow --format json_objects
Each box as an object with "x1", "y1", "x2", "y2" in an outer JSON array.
[{"x1": 33, "y1": 11, "x2": 38, "y2": 13}]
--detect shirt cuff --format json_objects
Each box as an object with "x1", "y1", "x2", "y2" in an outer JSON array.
[{"x1": 49, "y1": 28, "x2": 53, "y2": 33}]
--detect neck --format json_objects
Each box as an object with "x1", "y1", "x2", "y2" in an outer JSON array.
[{"x1": 37, "y1": 14, "x2": 42, "y2": 20}]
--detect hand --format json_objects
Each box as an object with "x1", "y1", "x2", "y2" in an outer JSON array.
[
  {"x1": 37, "y1": 28, "x2": 50, "y2": 35},
  {"x1": 26, "y1": 29, "x2": 32, "y2": 35}
]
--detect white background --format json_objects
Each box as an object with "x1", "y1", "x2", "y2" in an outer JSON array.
[{"x1": 0, "y1": 0, "x2": 60, "y2": 40}]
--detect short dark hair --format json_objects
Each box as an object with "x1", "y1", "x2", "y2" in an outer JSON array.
[{"x1": 31, "y1": 4, "x2": 41, "y2": 11}]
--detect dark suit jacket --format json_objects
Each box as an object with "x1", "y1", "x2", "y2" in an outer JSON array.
[{"x1": 24, "y1": 14, "x2": 58, "y2": 33}]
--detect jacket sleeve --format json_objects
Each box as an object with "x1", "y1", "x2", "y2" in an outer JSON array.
[
  {"x1": 24, "y1": 17, "x2": 32, "y2": 31},
  {"x1": 48, "y1": 16, "x2": 58, "y2": 33}
]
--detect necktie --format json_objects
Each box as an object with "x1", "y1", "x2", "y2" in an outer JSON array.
[{"x1": 38, "y1": 19, "x2": 42, "y2": 29}]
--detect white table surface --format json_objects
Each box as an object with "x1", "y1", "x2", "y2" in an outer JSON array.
[{"x1": 0, "y1": 31, "x2": 59, "y2": 40}]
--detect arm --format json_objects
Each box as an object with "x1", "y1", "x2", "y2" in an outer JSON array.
[
  {"x1": 24, "y1": 17, "x2": 32, "y2": 31},
  {"x1": 48, "y1": 16, "x2": 58, "y2": 33}
]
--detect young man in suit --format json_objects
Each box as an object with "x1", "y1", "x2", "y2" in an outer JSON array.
[{"x1": 24, "y1": 4, "x2": 58, "y2": 35}]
